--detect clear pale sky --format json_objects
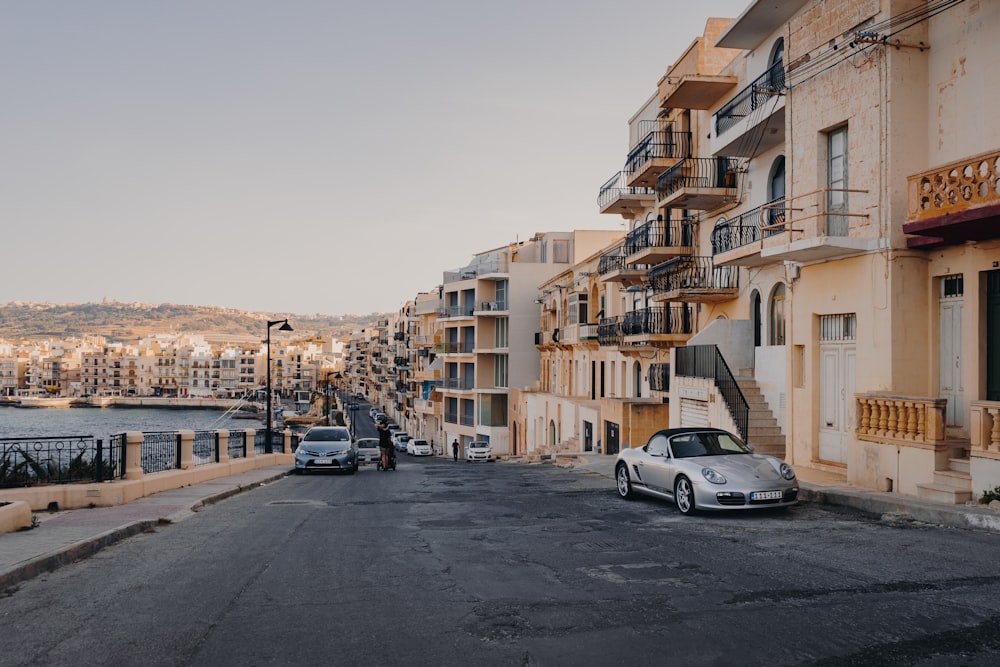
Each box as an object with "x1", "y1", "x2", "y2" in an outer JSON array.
[{"x1": 2, "y1": 0, "x2": 750, "y2": 316}]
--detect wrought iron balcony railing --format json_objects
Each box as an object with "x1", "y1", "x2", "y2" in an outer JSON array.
[
  {"x1": 598, "y1": 317, "x2": 624, "y2": 347},
  {"x1": 714, "y1": 60, "x2": 785, "y2": 135},
  {"x1": 655, "y1": 157, "x2": 741, "y2": 199},
  {"x1": 598, "y1": 247, "x2": 627, "y2": 275},
  {"x1": 710, "y1": 197, "x2": 785, "y2": 254},
  {"x1": 598, "y1": 171, "x2": 655, "y2": 210},
  {"x1": 649, "y1": 256, "x2": 739, "y2": 293},
  {"x1": 621, "y1": 306, "x2": 694, "y2": 337},
  {"x1": 624, "y1": 217, "x2": 696, "y2": 255},
  {"x1": 624, "y1": 125, "x2": 692, "y2": 174},
  {"x1": 648, "y1": 363, "x2": 670, "y2": 392}
]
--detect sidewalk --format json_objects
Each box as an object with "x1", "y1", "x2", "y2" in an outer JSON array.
[
  {"x1": 0, "y1": 466, "x2": 290, "y2": 590},
  {"x1": 4, "y1": 457, "x2": 1000, "y2": 591}
]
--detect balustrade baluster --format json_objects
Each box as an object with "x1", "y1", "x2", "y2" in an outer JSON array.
[
  {"x1": 860, "y1": 399, "x2": 871, "y2": 434},
  {"x1": 877, "y1": 399, "x2": 889, "y2": 436},
  {"x1": 916, "y1": 403, "x2": 926, "y2": 443},
  {"x1": 905, "y1": 402, "x2": 918, "y2": 440},
  {"x1": 887, "y1": 401, "x2": 899, "y2": 438}
]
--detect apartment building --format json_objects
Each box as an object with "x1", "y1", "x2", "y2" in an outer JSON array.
[{"x1": 575, "y1": 0, "x2": 1000, "y2": 503}]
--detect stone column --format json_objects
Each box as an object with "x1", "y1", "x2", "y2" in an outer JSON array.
[
  {"x1": 124, "y1": 431, "x2": 145, "y2": 480},
  {"x1": 217, "y1": 429, "x2": 231, "y2": 464},
  {"x1": 179, "y1": 430, "x2": 194, "y2": 469},
  {"x1": 246, "y1": 429, "x2": 257, "y2": 459}
]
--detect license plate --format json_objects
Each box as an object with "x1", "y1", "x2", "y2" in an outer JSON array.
[
  {"x1": 313, "y1": 458, "x2": 332, "y2": 465},
  {"x1": 751, "y1": 490, "x2": 783, "y2": 501}
]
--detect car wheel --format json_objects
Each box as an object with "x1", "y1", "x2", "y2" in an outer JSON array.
[
  {"x1": 615, "y1": 464, "x2": 634, "y2": 500},
  {"x1": 675, "y1": 476, "x2": 696, "y2": 515}
]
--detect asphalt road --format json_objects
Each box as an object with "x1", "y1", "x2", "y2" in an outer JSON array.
[{"x1": 2, "y1": 453, "x2": 1000, "y2": 666}]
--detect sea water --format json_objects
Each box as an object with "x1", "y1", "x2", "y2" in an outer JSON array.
[{"x1": 0, "y1": 406, "x2": 260, "y2": 442}]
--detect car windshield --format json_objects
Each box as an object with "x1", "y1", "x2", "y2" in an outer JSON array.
[
  {"x1": 304, "y1": 429, "x2": 350, "y2": 442},
  {"x1": 356, "y1": 439, "x2": 378, "y2": 448},
  {"x1": 670, "y1": 432, "x2": 750, "y2": 458},
  {"x1": 470, "y1": 443, "x2": 488, "y2": 449},
  {"x1": 413, "y1": 440, "x2": 428, "y2": 446}
]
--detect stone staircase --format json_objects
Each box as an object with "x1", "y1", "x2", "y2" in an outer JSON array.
[
  {"x1": 916, "y1": 444, "x2": 973, "y2": 504},
  {"x1": 735, "y1": 376, "x2": 786, "y2": 460}
]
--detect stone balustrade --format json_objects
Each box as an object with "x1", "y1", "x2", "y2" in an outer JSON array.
[
  {"x1": 855, "y1": 394, "x2": 947, "y2": 448},
  {"x1": 907, "y1": 148, "x2": 1000, "y2": 223},
  {"x1": 971, "y1": 401, "x2": 1000, "y2": 457}
]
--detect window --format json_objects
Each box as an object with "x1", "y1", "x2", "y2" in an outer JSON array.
[
  {"x1": 494, "y1": 354, "x2": 508, "y2": 388},
  {"x1": 827, "y1": 126, "x2": 849, "y2": 236},
  {"x1": 552, "y1": 239, "x2": 570, "y2": 264},
  {"x1": 495, "y1": 317, "x2": 509, "y2": 348},
  {"x1": 769, "y1": 284, "x2": 786, "y2": 345},
  {"x1": 820, "y1": 314, "x2": 857, "y2": 341},
  {"x1": 495, "y1": 279, "x2": 508, "y2": 309},
  {"x1": 568, "y1": 293, "x2": 588, "y2": 325}
]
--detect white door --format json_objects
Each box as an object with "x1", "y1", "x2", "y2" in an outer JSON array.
[
  {"x1": 819, "y1": 343, "x2": 855, "y2": 464},
  {"x1": 939, "y1": 299, "x2": 965, "y2": 428}
]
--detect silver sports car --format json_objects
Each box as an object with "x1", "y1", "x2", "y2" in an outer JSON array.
[{"x1": 615, "y1": 427, "x2": 798, "y2": 514}]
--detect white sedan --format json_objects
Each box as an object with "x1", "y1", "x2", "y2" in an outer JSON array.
[{"x1": 407, "y1": 439, "x2": 432, "y2": 456}]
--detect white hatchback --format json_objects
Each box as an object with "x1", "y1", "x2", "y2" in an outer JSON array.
[
  {"x1": 466, "y1": 441, "x2": 492, "y2": 462},
  {"x1": 407, "y1": 439, "x2": 432, "y2": 456}
]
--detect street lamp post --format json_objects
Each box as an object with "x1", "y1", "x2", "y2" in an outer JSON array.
[{"x1": 266, "y1": 318, "x2": 294, "y2": 454}]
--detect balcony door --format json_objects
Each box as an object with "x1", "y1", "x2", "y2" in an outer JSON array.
[
  {"x1": 939, "y1": 275, "x2": 965, "y2": 427},
  {"x1": 827, "y1": 127, "x2": 849, "y2": 236}
]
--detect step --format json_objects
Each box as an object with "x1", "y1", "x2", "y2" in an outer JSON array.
[
  {"x1": 915, "y1": 482, "x2": 973, "y2": 505},
  {"x1": 948, "y1": 457, "x2": 970, "y2": 475},
  {"x1": 932, "y1": 469, "x2": 972, "y2": 491}
]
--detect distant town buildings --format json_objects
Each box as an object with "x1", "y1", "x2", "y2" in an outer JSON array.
[{"x1": 0, "y1": 333, "x2": 344, "y2": 400}]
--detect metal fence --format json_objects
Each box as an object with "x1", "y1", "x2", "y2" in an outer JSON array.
[
  {"x1": 1, "y1": 435, "x2": 124, "y2": 488},
  {"x1": 675, "y1": 345, "x2": 748, "y2": 441},
  {"x1": 192, "y1": 431, "x2": 217, "y2": 466},
  {"x1": 228, "y1": 430, "x2": 246, "y2": 459},
  {"x1": 141, "y1": 432, "x2": 181, "y2": 474}
]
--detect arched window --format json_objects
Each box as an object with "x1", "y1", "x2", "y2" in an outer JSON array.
[
  {"x1": 769, "y1": 283, "x2": 786, "y2": 345},
  {"x1": 549, "y1": 420, "x2": 557, "y2": 447},
  {"x1": 769, "y1": 38, "x2": 785, "y2": 91},
  {"x1": 633, "y1": 360, "x2": 642, "y2": 398}
]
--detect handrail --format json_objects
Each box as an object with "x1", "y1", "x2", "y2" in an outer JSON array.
[
  {"x1": 598, "y1": 171, "x2": 655, "y2": 209},
  {"x1": 714, "y1": 60, "x2": 786, "y2": 135},
  {"x1": 675, "y1": 345, "x2": 748, "y2": 441},
  {"x1": 649, "y1": 256, "x2": 739, "y2": 293},
  {"x1": 656, "y1": 157, "x2": 741, "y2": 198},
  {"x1": 711, "y1": 197, "x2": 785, "y2": 254},
  {"x1": 761, "y1": 188, "x2": 869, "y2": 235},
  {"x1": 625, "y1": 216, "x2": 697, "y2": 254}
]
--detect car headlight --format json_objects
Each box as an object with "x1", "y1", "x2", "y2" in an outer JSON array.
[
  {"x1": 780, "y1": 462, "x2": 796, "y2": 480},
  {"x1": 701, "y1": 467, "x2": 727, "y2": 485}
]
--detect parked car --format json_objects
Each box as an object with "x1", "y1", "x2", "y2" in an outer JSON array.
[
  {"x1": 293, "y1": 426, "x2": 358, "y2": 474},
  {"x1": 614, "y1": 427, "x2": 798, "y2": 515},
  {"x1": 355, "y1": 437, "x2": 380, "y2": 466},
  {"x1": 407, "y1": 438, "x2": 432, "y2": 456},
  {"x1": 466, "y1": 441, "x2": 491, "y2": 462},
  {"x1": 392, "y1": 432, "x2": 410, "y2": 452}
]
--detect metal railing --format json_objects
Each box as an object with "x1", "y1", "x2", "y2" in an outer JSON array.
[
  {"x1": 710, "y1": 197, "x2": 786, "y2": 254},
  {"x1": 621, "y1": 306, "x2": 694, "y2": 336},
  {"x1": 598, "y1": 317, "x2": 624, "y2": 347},
  {"x1": 648, "y1": 363, "x2": 670, "y2": 392},
  {"x1": 655, "y1": 157, "x2": 741, "y2": 198},
  {"x1": 436, "y1": 341, "x2": 474, "y2": 354},
  {"x1": 192, "y1": 431, "x2": 217, "y2": 466},
  {"x1": 1, "y1": 435, "x2": 124, "y2": 488},
  {"x1": 141, "y1": 432, "x2": 181, "y2": 474},
  {"x1": 228, "y1": 430, "x2": 246, "y2": 459},
  {"x1": 624, "y1": 217, "x2": 696, "y2": 255},
  {"x1": 624, "y1": 124, "x2": 692, "y2": 174},
  {"x1": 598, "y1": 247, "x2": 627, "y2": 275},
  {"x1": 675, "y1": 345, "x2": 748, "y2": 441},
  {"x1": 649, "y1": 256, "x2": 739, "y2": 293},
  {"x1": 598, "y1": 171, "x2": 656, "y2": 209},
  {"x1": 714, "y1": 60, "x2": 786, "y2": 135},
  {"x1": 476, "y1": 300, "x2": 508, "y2": 312}
]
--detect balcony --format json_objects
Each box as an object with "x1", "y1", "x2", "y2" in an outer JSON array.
[
  {"x1": 659, "y1": 73, "x2": 737, "y2": 111},
  {"x1": 711, "y1": 197, "x2": 785, "y2": 267},
  {"x1": 441, "y1": 377, "x2": 475, "y2": 392},
  {"x1": 712, "y1": 61, "x2": 786, "y2": 158},
  {"x1": 598, "y1": 246, "x2": 646, "y2": 287},
  {"x1": 649, "y1": 256, "x2": 739, "y2": 303},
  {"x1": 624, "y1": 123, "x2": 692, "y2": 188},
  {"x1": 598, "y1": 171, "x2": 655, "y2": 216},
  {"x1": 624, "y1": 216, "x2": 695, "y2": 267},
  {"x1": 903, "y1": 149, "x2": 1000, "y2": 248},
  {"x1": 438, "y1": 304, "x2": 475, "y2": 319},
  {"x1": 598, "y1": 317, "x2": 624, "y2": 348},
  {"x1": 534, "y1": 330, "x2": 558, "y2": 348},
  {"x1": 474, "y1": 300, "x2": 509, "y2": 314},
  {"x1": 655, "y1": 157, "x2": 740, "y2": 211},
  {"x1": 436, "y1": 341, "x2": 474, "y2": 355},
  {"x1": 561, "y1": 323, "x2": 599, "y2": 346},
  {"x1": 621, "y1": 306, "x2": 694, "y2": 345},
  {"x1": 759, "y1": 188, "x2": 878, "y2": 263}
]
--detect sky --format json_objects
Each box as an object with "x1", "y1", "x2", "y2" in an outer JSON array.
[{"x1": 2, "y1": 0, "x2": 750, "y2": 316}]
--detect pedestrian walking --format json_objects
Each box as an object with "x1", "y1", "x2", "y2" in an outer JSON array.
[{"x1": 452, "y1": 439, "x2": 459, "y2": 461}]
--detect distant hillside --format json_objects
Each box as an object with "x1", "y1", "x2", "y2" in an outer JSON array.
[{"x1": 0, "y1": 302, "x2": 387, "y2": 342}]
